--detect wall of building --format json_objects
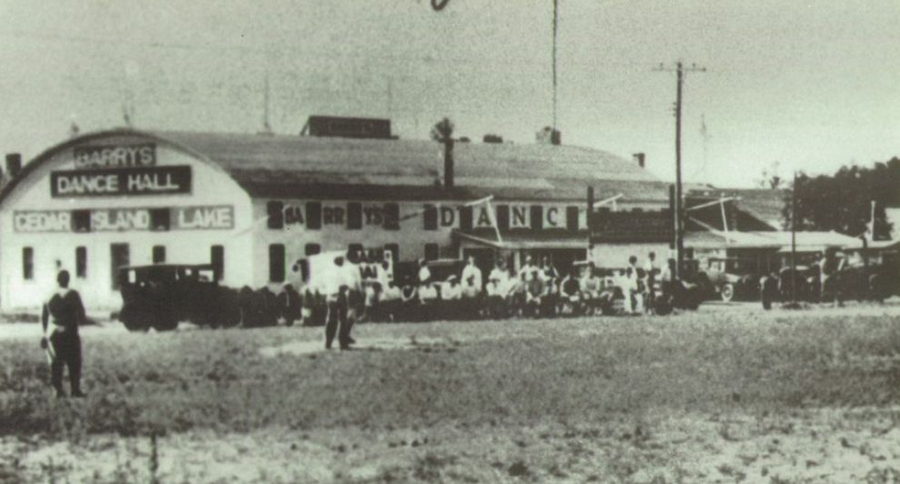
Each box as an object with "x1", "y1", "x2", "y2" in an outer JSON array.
[{"x1": 0, "y1": 135, "x2": 253, "y2": 312}]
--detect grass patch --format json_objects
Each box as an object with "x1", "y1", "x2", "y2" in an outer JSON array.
[{"x1": 2, "y1": 309, "x2": 900, "y2": 441}]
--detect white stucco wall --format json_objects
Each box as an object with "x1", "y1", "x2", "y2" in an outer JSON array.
[{"x1": 0, "y1": 134, "x2": 253, "y2": 312}]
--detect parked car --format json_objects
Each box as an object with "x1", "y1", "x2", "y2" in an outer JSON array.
[
  {"x1": 117, "y1": 264, "x2": 240, "y2": 331},
  {"x1": 702, "y1": 257, "x2": 762, "y2": 302}
]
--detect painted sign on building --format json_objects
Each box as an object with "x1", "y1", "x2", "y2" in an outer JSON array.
[
  {"x1": 50, "y1": 166, "x2": 192, "y2": 197},
  {"x1": 274, "y1": 200, "x2": 584, "y2": 232},
  {"x1": 73, "y1": 143, "x2": 157, "y2": 169},
  {"x1": 589, "y1": 209, "x2": 673, "y2": 243},
  {"x1": 13, "y1": 205, "x2": 233, "y2": 232}
]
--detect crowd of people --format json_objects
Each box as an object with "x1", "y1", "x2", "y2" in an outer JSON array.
[{"x1": 271, "y1": 251, "x2": 680, "y2": 338}]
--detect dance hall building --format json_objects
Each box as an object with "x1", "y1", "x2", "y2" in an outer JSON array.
[{"x1": 0, "y1": 117, "x2": 670, "y2": 312}]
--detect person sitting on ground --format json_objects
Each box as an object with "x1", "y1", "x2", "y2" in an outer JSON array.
[
  {"x1": 524, "y1": 272, "x2": 545, "y2": 318},
  {"x1": 417, "y1": 273, "x2": 439, "y2": 321},
  {"x1": 440, "y1": 275, "x2": 463, "y2": 320},
  {"x1": 580, "y1": 263, "x2": 602, "y2": 313},
  {"x1": 560, "y1": 267, "x2": 582, "y2": 315},
  {"x1": 380, "y1": 281, "x2": 402, "y2": 322}
]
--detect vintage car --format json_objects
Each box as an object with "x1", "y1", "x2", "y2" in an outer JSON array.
[
  {"x1": 117, "y1": 264, "x2": 240, "y2": 331},
  {"x1": 702, "y1": 256, "x2": 762, "y2": 302}
]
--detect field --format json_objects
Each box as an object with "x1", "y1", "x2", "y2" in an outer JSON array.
[{"x1": 2, "y1": 303, "x2": 900, "y2": 483}]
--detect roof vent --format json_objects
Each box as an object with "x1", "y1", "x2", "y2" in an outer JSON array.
[
  {"x1": 300, "y1": 115, "x2": 395, "y2": 139},
  {"x1": 536, "y1": 126, "x2": 561, "y2": 145}
]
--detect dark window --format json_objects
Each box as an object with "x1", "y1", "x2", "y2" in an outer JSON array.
[
  {"x1": 269, "y1": 244, "x2": 286, "y2": 282},
  {"x1": 211, "y1": 245, "x2": 224, "y2": 281},
  {"x1": 347, "y1": 202, "x2": 362, "y2": 230},
  {"x1": 72, "y1": 210, "x2": 91, "y2": 233},
  {"x1": 305, "y1": 243, "x2": 321, "y2": 256},
  {"x1": 150, "y1": 208, "x2": 170, "y2": 231},
  {"x1": 267, "y1": 201, "x2": 284, "y2": 229},
  {"x1": 110, "y1": 243, "x2": 130, "y2": 290},
  {"x1": 424, "y1": 243, "x2": 439, "y2": 261},
  {"x1": 152, "y1": 245, "x2": 166, "y2": 264},
  {"x1": 306, "y1": 201, "x2": 322, "y2": 229},
  {"x1": 22, "y1": 247, "x2": 33, "y2": 280},
  {"x1": 383, "y1": 203, "x2": 400, "y2": 230},
  {"x1": 384, "y1": 243, "x2": 399, "y2": 264},
  {"x1": 423, "y1": 204, "x2": 438, "y2": 230},
  {"x1": 496, "y1": 205, "x2": 510, "y2": 230},
  {"x1": 459, "y1": 205, "x2": 473, "y2": 231},
  {"x1": 566, "y1": 206, "x2": 579, "y2": 232},
  {"x1": 530, "y1": 205, "x2": 543, "y2": 230},
  {"x1": 75, "y1": 246, "x2": 87, "y2": 279}
]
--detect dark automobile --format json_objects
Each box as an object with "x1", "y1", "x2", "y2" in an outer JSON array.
[
  {"x1": 702, "y1": 257, "x2": 761, "y2": 302},
  {"x1": 117, "y1": 264, "x2": 240, "y2": 331}
]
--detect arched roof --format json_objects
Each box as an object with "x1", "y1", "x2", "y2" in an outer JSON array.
[{"x1": 1, "y1": 128, "x2": 669, "y2": 204}]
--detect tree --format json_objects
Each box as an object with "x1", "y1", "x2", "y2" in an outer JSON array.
[
  {"x1": 783, "y1": 157, "x2": 899, "y2": 239},
  {"x1": 757, "y1": 161, "x2": 783, "y2": 189},
  {"x1": 430, "y1": 117, "x2": 454, "y2": 143}
]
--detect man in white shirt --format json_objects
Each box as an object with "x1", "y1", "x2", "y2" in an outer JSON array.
[
  {"x1": 323, "y1": 255, "x2": 349, "y2": 350},
  {"x1": 518, "y1": 255, "x2": 539, "y2": 282},
  {"x1": 461, "y1": 256, "x2": 483, "y2": 292},
  {"x1": 625, "y1": 255, "x2": 643, "y2": 314}
]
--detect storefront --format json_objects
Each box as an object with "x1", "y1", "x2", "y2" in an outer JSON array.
[{"x1": 0, "y1": 123, "x2": 668, "y2": 313}]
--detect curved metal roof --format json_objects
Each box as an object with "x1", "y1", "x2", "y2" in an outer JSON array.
[{"x1": 1, "y1": 128, "x2": 669, "y2": 203}]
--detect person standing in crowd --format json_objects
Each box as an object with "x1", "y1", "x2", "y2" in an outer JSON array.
[
  {"x1": 643, "y1": 252, "x2": 659, "y2": 314},
  {"x1": 625, "y1": 255, "x2": 643, "y2": 314},
  {"x1": 41, "y1": 270, "x2": 87, "y2": 398},
  {"x1": 440, "y1": 275, "x2": 463, "y2": 320},
  {"x1": 518, "y1": 254, "x2": 539, "y2": 283},
  {"x1": 323, "y1": 255, "x2": 350, "y2": 350},
  {"x1": 539, "y1": 256, "x2": 559, "y2": 282},
  {"x1": 342, "y1": 250, "x2": 363, "y2": 343},
  {"x1": 486, "y1": 259, "x2": 510, "y2": 317},
  {"x1": 278, "y1": 282, "x2": 303, "y2": 326},
  {"x1": 461, "y1": 256, "x2": 483, "y2": 292}
]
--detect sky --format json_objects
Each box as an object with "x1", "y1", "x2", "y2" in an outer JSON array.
[{"x1": 0, "y1": 0, "x2": 897, "y2": 187}]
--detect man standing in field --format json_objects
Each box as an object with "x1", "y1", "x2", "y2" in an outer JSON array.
[
  {"x1": 41, "y1": 270, "x2": 87, "y2": 398},
  {"x1": 323, "y1": 255, "x2": 351, "y2": 350}
]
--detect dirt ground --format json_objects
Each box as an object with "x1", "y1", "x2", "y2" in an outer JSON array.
[{"x1": 2, "y1": 301, "x2": 900, "y2": 483}]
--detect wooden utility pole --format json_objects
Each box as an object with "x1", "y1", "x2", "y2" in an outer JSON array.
[
  {"x1": 790, "y1": 171, "x2": 798, "y2": 305},
  {"x1": 655, "y1": 61, "x2": 706, "y2": 279}
]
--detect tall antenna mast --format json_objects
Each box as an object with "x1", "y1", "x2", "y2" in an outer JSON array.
[
  {"x1": 260, "y1": 70, "x2": 273, "y2": 135},
  {"x1": 552, "y1": 0, "x2": 559, "y2": 131}
]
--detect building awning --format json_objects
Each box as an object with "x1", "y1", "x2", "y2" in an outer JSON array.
[{"x1": 452, "y1": 229, "x2": 588, "y2": 250}]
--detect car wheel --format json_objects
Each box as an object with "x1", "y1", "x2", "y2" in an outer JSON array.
[{"x1": 720, "y1": 283, "x2": 735, "y2": 303}]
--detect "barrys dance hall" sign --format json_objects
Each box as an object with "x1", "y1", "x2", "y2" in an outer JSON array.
[{"x1": 50, "y1": 166, "x2": 192, "y2": 197}]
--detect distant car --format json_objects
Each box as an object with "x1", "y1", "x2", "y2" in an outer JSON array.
[
  {"x1": 117, "y1": 264, "x2": 240, "y2": 331},
  {"x1": 703, "y1": 257, "x2": 761, "y2": 302}
]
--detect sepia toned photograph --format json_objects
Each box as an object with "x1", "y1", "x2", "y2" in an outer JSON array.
[{"x1": 0, "y1": 1, "x2": 898, "y2": 482}]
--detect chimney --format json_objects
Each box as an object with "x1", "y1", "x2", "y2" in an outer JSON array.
[
  {"x1": 5, "y1": 153, "x2": 22, "y2": 178},
  {"x1": 443, "y1": 138, "x2": 454, "y2": 188},
  {"x1": 633, "y1": 152, "x2": 646, "y2": 169},
  {"x1": 535, "y1": 127, "x2": 562, "y2": 145}
]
